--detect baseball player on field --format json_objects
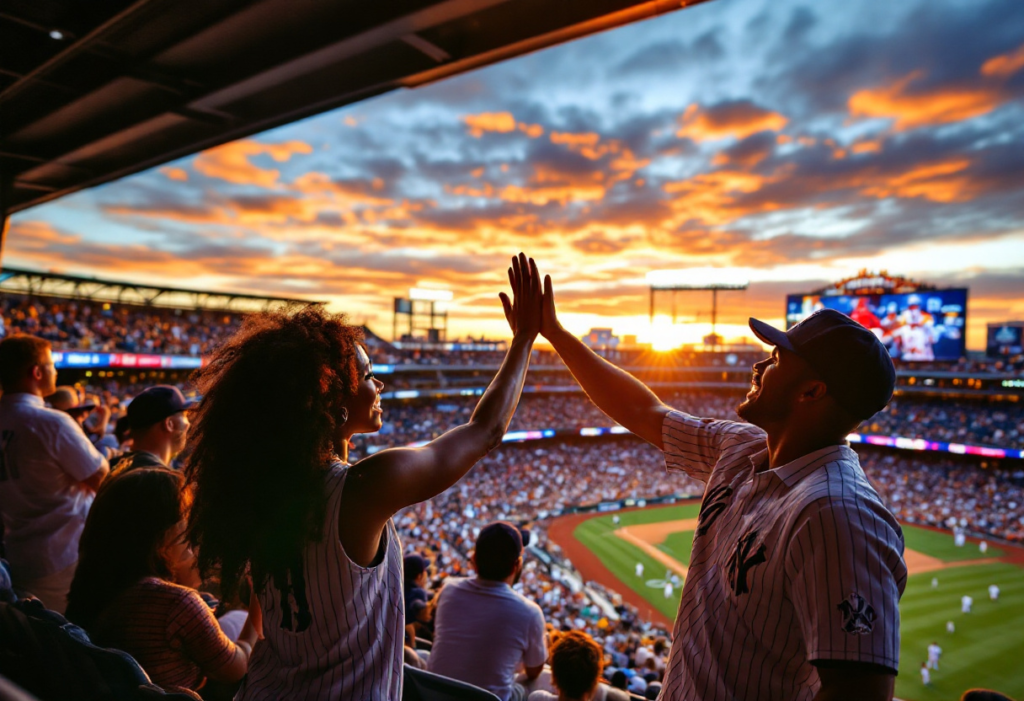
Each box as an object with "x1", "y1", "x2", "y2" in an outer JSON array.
[{"x1": 514, "y1": 258, "x2": 907, "y2": 701}]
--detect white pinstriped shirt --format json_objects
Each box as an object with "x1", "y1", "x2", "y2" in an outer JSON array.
[
  {"x1": 659, "y1": 411, "x2": 907, "y2": 701},
  {"x1": 238, "y1": 462, "x2": 405, "y2": 701}
]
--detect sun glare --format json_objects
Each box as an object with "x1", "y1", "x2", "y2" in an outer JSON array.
[{"x1": 643, "y1": 317, "x2": 687, "y2": 352}]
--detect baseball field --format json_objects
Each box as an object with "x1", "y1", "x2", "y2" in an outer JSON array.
[{"x1": 549, "y1": 503, "x2": 1024, "y2": 701}]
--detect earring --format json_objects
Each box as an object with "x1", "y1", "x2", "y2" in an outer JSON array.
[{"x1": 339, "y1": 408, "x2": 349, "y2": 425}]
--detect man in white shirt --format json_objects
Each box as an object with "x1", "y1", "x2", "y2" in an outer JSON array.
[
  {"x1": 527, "y1": 263, "x2": 905, "y2": 701},
  {"x1": 635, "y1": 562, "x2": 644, "y2": 578},
  {"x1": 962, "y1": 595, "x2": 973, "y2": 613},
  {"x1": 920, "y1": 662, "x2": 930, "y2": 686},
  {"x1": 0, "y1": 335, "x2": 109, "y2": 613},
  {"x1": 989, "y1": 584, "x2": 1000, "y2": 601},
  {"x1": 429, "y1": 521, "x2": 548, "y2": 701},
  {"x1": 926, "y1": 642, "x2": 941, "y2": 670}
]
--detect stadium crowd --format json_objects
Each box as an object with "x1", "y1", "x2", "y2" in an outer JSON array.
[
  {"x1": 6, "y1": 291, "x2": 1022, "y2": 372},
  {"x1": 3, "y1": 317, "x2": 1024, "y2": 700},
  {"x1": 355, "y1": 392, "x2": 1024, "y2": 452},
  {"x1": 1, "y1": 294, "x2": 243, "y2": 356}
]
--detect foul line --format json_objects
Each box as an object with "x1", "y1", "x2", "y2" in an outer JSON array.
[{"x1": 614, "y1": 527, "x2": 689, "y2": 579}]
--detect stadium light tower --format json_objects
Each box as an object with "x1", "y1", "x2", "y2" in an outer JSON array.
[
  {"x1": 394, "y1": 287, "x2": 453, "y2": 344},
  {"x1": 646, "y1": 269, "x2": 749, "y2": 347}
]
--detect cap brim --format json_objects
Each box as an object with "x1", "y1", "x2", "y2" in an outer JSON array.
[
  {"x1": 67, "y1": 404, "x2": 96, "y2": 414},
  {"x1": 749, "y1": 317, "x2": 795, "y2": 352}
]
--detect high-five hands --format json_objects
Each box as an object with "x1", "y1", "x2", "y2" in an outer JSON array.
[
  {"x1": 499, "y1": 253, "x2": 542, "y2": 340},
  {"x1": 499, "y1": 253, "x2": 562, "y2": 340}
]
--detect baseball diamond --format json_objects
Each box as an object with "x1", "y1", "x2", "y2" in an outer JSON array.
[{"x1": 549, "y1": 503, "x2": 1024, "y2": 701}]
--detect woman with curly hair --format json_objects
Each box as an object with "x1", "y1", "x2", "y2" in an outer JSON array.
[{"x1": 185, "y1": 254, "x2": 542, "y2": 699}]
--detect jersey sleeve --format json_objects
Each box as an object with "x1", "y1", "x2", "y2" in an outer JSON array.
[
  {"x1": 661, "y1": 410, "x2": 764, "y2": 483},
  {"x1": 785, "y1": 499, "x2": 907, "y2": 674},
  {"x1": 168, "y1": 588, "x2": 237, "y2": 676},
  {"x1": 48, "y1": 413, "x2": 107, "y2": 481}
]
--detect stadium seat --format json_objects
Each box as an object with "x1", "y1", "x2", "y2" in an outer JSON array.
[
  {"x1": 402, "y1": 665, "x2": 501, "y2": 701},
  {"x1": 0, "y1": 599, "x2": 198, "y2": 701}
]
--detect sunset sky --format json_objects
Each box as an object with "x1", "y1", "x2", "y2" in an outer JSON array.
[{"x1": 8, "y1": 0, "x2": 1024, "y2": 350}]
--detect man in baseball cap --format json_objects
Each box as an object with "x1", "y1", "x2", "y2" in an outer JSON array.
[
  {"x1": 110, "y1": 385, "x2": 195, "y2": 476},
  {"x1": 428, "y1": 521, "x2": 547, "y2": 701},
  {"x1": 519, "y1": 261, "x2": 907, "y2": 701}
]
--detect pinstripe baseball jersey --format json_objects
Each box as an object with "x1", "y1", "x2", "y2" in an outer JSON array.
[
  {"x1": 659, "y1": 410, "x2": 906, "y2": 701},
  {"x1": 238, "y1": 462, "x2": 405, "y2": 701}
]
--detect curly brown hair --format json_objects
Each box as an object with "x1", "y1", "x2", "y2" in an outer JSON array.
[{"x1": 184, "y1": 305, "x2": 363, "y2": 598}]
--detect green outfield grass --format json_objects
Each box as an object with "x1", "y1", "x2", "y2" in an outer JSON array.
[
  {"x1": 902, "y1": 525, "x2": 1004, "y2": 561},
  {"x1": 571, "y1": 504, "x2": 1024, "y2": 701},
  {"x1": 899, "y1": 563, "x2": 1024, "y2": 700},
  {"x1": 572, "y1": 503, "x2": 700, "y2": 620}
]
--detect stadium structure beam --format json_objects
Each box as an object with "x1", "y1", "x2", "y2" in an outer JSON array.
[
  {"x1": 1, "y1": 0, "x2": 714, "y2": 219},
  {"x1": 0, "y1": 265, "x2": 323, "y2": 313}
]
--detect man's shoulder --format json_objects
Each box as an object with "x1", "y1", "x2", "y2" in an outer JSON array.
[
  {"x1": 2, "y1": 399, "x2": 71, "y2": 427},
  {"x1": 664, "y1": 410, "x2": 766, "y2": 445}
]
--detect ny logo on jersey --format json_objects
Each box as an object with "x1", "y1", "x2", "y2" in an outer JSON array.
[
  {"x1": 837, "y1": 592, "x2": 876, "y2": 635},
  {"x1": 726, "y1": 530, "x2": 766, "y2": 596},
  {"x1": 696, "y1": 484, "x2": 733, "y2": 537}
]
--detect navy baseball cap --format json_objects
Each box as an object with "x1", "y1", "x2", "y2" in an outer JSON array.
[
  {"x1": 404, "y1": 554, "x2": 429, "y2": 582},
  {"x1": 127, "y1": 385, "x2": 195, "y2": 429},
  {"x1": 748, "y1": 308, "x2": 896, "y2": 420}
]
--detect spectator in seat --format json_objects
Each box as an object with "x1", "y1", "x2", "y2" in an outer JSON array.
[
  {"x1": 429, "y1": 521, "x2": 548, "y2": 701},
  {"x1": 65, "y1": 468, "x2": 260, "y2": 696},
  {"x1": 528, "y1": 630, "x2": 628, "y2": 701},
  {"x1": 0, "y1": 335, "x2": 109, "y2": 613},
  {"x1": 109, "y1": 386, "x2": 193, "y2": 476},
  {"x1": 404, "y1": 554, "x2": 431, "y2": 645}
]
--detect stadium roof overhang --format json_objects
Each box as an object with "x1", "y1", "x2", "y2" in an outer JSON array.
[{"x1": 0, "y1": 0, "x2": 710, "y2": 228}]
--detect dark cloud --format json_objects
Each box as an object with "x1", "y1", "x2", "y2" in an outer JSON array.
[
  {"x1": 712, "y1": 131, "x2": 777, "y2": 167},
  {"x1": 613, "y1": 28, "x2": 725, "y2": 76},
  {"x1": 781, "y1": 6, "x2": 816, "y2": 45},
  {"x1": 769, "y1": 0, "x2": 1024, "y2": 115}
]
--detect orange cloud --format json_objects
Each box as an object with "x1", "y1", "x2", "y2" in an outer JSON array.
[
  {"x1": 7, "y1": 220, "x2": 81, "y2": 251},
  {"x1": 848, "y1": 71, "x2": 1002, "y2": 130},
  {"x1": 291, "y1": 172, "x2": 393, "y2": 206},
  {"x1": 663, "y1": 169, "x2": 778, "y2": 226},
  {"x1": 861, "y1": 158, "x2": 977, "y2": 203},
  {"x1": 676, "y1": 102, "x2": 788, "y2": 141},
  {"x1": 193, "y1": 139, "x2": 313, "y2": 186},
  {"x1": 981, "y1": 42, "x2": 1024, "y2": 79},
  {"x1": 160, "y1": 167, "x2": 189, "y2": 182},
  {"x1": 462, "y1": 112, "x2": 545, "y2": 139},
  {"x1": 550, "y1": 131, "x2": 601, "y2": 148},
  {"x1": 463, "y1": 112, "x2": 516, "y2": 137},
  {"x1": 518, "y1": 123, "x2": 544, "y2": 138},
  {"x1": 851, "y1": 139, "x2": 882, "y2": 154}
]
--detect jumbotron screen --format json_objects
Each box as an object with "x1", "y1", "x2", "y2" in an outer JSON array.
[{"x1": 786, "y1": 289, "x2": 968, "y2": 361}]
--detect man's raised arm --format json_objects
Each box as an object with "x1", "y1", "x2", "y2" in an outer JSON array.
[{"x1": 539, "y1": 273, "x2": 670, "y2": 449}]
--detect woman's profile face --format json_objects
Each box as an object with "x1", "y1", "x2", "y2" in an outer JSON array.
[
  {"x1": 160, "y1": 519, "x2": 202, "y2": 589},
  {"x1": 343, "y1": 345, "x2": 385, "y2": 436}
]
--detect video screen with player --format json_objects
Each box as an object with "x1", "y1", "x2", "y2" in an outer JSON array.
[{"x1": 786, "y1": 289, "x2": 968, "y2": 361}]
